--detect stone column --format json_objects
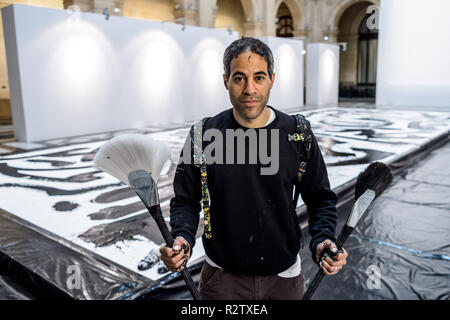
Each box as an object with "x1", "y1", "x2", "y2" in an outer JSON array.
[
  {"x1": 198, "y1": 0, "x2": 216, "y2": 28},
  {"x1": 243, "y1": 20, "x2": 265, "y2": 38},
  {"x1": 323, "y1": 27, "x2": 339, "y2": 43},
  {"x1": 261, "y1": 0, "x2": 276, "y2": 37}
]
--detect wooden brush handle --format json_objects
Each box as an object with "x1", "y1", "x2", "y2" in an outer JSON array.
[{"x1": 147, "y1": 205, "x2": 202, "y2": 300}]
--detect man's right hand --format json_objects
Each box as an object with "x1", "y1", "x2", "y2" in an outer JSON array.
[{"x1": 160, "y1": 236, "x2": 191, "y2": 272}]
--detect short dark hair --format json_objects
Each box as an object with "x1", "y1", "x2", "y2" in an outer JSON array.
[{"x1": 223, "y1": 37, "x2": 274, "y2": 81}]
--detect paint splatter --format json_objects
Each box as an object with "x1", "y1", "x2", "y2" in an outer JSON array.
[{"x1": 53, "y1": 201, "x2": 79, "y2": 212}]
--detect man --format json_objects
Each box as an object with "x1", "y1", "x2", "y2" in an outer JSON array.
[{"x1": 160, "y1": 38, "x2": 348, "y2": 300}]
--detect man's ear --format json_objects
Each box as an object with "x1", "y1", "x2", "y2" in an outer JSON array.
[
  {"x1": 223, "y1": 74, "x2": 229, "y2": 90},
  {"x1": 269, "y1": 72, "x2": 275, "y2": 89}
]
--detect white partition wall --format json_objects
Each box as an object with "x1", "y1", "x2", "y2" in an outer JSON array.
[
  {"x1": 2, "y1": 4, "x2": 239, "y2": 142},
  {"x1": 376, "y1": 0, "x2": 450, "y2": 108},
  {"x1": 306, "y1": 43, "x2": 339, "y2": 106},
  {"x1": 259, "y1": 36, "x2": 304, "y2": 110}
]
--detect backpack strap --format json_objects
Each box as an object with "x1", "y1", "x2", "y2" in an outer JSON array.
[
  {"x1": 292, "y1": 114, "x2": 313, "y2": 248},
  {"x1": 190, "y1": 117, "x2": 212, "y2": 239},
  {"x1": 293, "y1": 114, "x2": 313, "y2": 185}
]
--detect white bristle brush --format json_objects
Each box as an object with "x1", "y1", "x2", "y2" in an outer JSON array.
[
  {"x1": 302, "y1": 161, "x2": 393, "y2": 300},
  {"x1": 93, "y1": 133, "x2": 171, "y2": 187},
  {"x1": 93, "y1": 133, "x2": 202, "y2": 300}
]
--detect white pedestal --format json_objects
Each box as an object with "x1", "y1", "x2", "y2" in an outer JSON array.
[
  {"x1": 306, "y1": 43, "x2": 339, "y2": 106},
  {"x1": 259, "y1": 36, "x2": 304, "y2": 110}
]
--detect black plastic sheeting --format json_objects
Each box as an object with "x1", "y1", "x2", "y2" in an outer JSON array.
[
  {"x1": 300, "y1": 137, "x2": 450, "y2": 300},
  {"x1": 0, "y1": 276, "x2": 29, "y2": 300},
  {"x1": 0, "y1": 209, "x2": 158, "y2": 300}
]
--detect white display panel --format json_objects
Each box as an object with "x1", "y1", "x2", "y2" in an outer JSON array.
[
  {"x1": 306, "y1": 43, "x2": 339, "y2": 106},
  {"x1": 376, "y1": 0, "x2": 450, "y2": 108},
  {"x1": 2, "y1": 4, "x2": 239, "y2": 142},
  {"x1": 259, "y1": 36, "x2": 304, "y2": 110}
]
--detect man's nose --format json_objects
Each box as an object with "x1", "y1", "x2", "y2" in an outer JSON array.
[{"x1": 243, "y1": 78, "x2": 257, "y2": 95}]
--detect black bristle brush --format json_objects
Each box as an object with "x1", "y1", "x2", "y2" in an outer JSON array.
[
  {"x1": 302, "y1": 161, "x2": 393, "y2": 300},
  {"x1": 93, "y1": 134, "x2": 202, "y2": 300}
]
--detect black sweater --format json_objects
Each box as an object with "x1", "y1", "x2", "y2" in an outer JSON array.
[{"x1": 169, "y1": 106, "x2": 337, "y2": 276}]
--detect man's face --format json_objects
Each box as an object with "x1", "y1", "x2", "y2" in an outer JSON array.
[{"x1": 223, "y1": 51, "x2": 275, "y2": 122}]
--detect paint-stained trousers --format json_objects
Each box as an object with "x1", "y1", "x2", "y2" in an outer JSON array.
[{"x1": 198, "y1": 261, "x2": 305, "y2": 300}]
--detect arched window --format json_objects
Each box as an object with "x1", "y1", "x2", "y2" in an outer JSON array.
[
  {"x1": 276, "y1": 15, "x2": 293, "y2": 37},
  {"x1": 357, "y1": 14, "x2": 378, "y2": 84},
  {"x1": 276, "y1": 2, "x2": 294, "y2": 38}
]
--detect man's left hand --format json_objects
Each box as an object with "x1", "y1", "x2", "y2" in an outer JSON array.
[{"x1": 315, "y1": 239, "x2": 348, "y2": 276}]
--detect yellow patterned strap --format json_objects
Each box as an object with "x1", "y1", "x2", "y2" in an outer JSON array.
[
  {"x1": 288, "y1": 133, "x2": 305, "y2": 142},
  {"x1": 191, "y1": 118, "x2": 212, "y2": 239},
  {"x1": 200, "y1": 162, "x2": 211, "y2": 238},
  {"x1": 294, "y1": 114, "x2": 313, "y2": 184}
]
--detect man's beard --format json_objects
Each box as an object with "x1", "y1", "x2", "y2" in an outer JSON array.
[{"x1": 233, "y1": 97, "x2": 268, "y2": 122}]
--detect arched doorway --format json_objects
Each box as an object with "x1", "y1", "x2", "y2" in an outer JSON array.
[
  {"x1": 0, "y1": 2, "x2": 13, "y2": 124},
  {"x1": 336, "y1": 1, "x2": 378, "y2": 100},
  {"x1": 273, "y1": 0, "x2": 304, "y2": 39},
  {"x1": 357, "y1": 14, "x2": 378, "y2": 85},
  {"x1": 215, "y1": 0, "x2": 245, "y2": 37},
  {"x1": 276, "y1": 2, "x2": 293, "y2": 38}
]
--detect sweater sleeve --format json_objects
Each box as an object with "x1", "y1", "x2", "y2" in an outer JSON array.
[
  {"x1": 298, "y1": 130, "x2": 338, "y2": 263},
  {"x1": 169, "y1": 131, "x2": 202, "y2": 251}
]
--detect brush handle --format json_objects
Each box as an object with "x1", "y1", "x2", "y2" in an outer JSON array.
[
  {"x1": 336, "y1": 225, "x2": 354, "y2": 250},
  {"x1": 302, "y1": 224, "x2": 354, "y2": 300},
  {"x1": 147, "y1": 205, "x2": 202, "y2": 300},
  {"x1": 301, "y1": 267, "x2": 325, "y2": 300}
]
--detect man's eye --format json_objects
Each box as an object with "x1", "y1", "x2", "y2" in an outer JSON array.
[
  {"x1": 234, "y1": 77, "x2": 243, "y2": 82},
  {"x1": 256, "y1": 76, "x2": 265, "y2": 81}
]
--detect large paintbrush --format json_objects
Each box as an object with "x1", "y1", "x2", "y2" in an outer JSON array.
[
  {"x1": 93, "y1": 133, "x2": 202, "y2": 300},
  {"x1": 302, "y1": 161, "x2": 393, "y2": 300}
]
